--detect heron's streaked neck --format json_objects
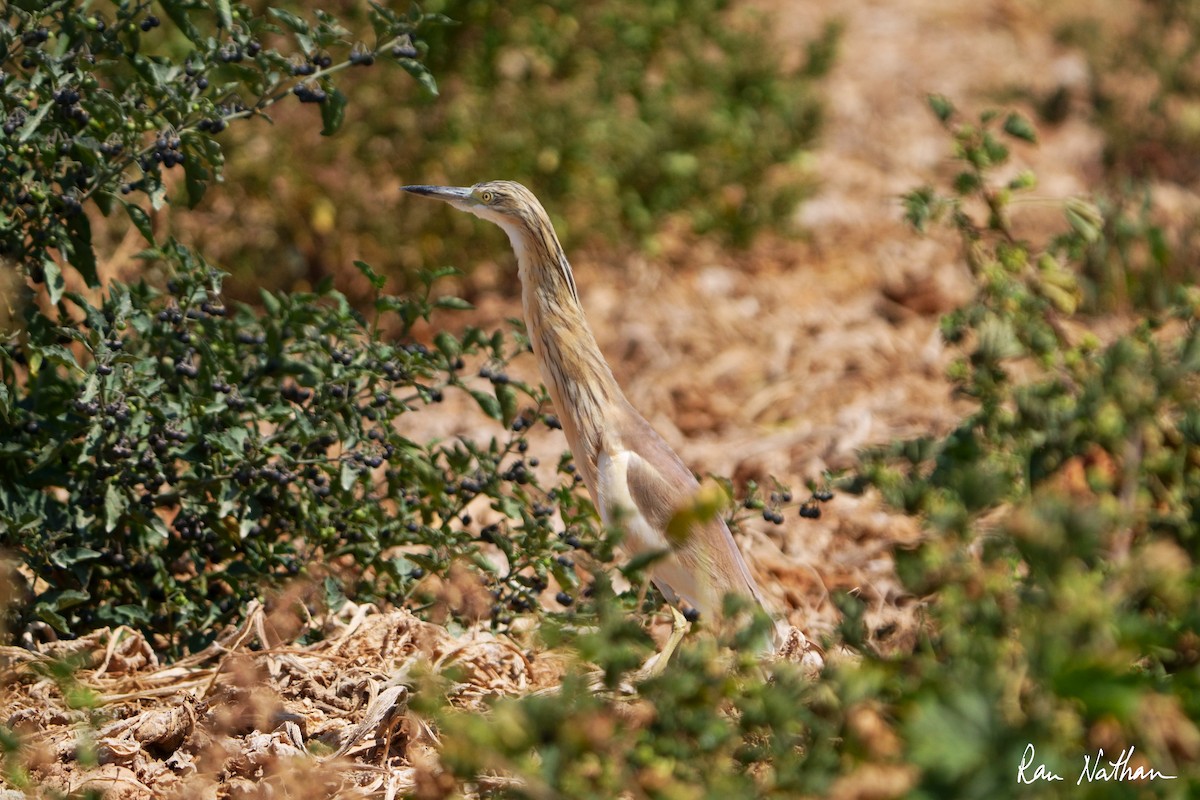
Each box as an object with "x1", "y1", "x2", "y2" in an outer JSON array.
[{"x1": 504, "y1": 219, "x2": 625, "y2": 488}]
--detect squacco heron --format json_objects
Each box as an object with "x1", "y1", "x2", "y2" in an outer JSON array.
[{"x1": 403, "y1": 180, "x2": 784, "y2": 651}]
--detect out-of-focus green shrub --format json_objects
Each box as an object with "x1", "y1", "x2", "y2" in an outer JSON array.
[
  {"x1": 1046, "y1": 2, "x2": 1200, "y2": 314},
  {"x1": 188, "y1": 0, "x2": 837, "y2": 291},
  {"x1": 1055, "y1": 0, "x2": 1200, "y2": 185},
  {"x1": 412, "y1": 0, "x2": 832, "y2": 244}
]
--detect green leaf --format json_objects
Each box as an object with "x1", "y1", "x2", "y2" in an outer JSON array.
[
  {"x1": 1002, "y1": 112, "x2": 1037, "y2": 143},
  {"x1": 354, "y1": 260, "x2": 387, "y2": 291},
  {"x1": 399, "y1": 58, "x2": 439, "y2": 96},
  {"x1": 622, "y1": 548, "x2": 669, "y2": 575},
  {"x1": 31, "y1": 344, "x2": 80, "y2": 372},
  {"x1": 269, "y1": 7, "x2": 311, "y2": 34},
  {"x1": 261, "y1": 290, "x2": 282, "y2": 317},
  {"x1": 435, "y1": 296, "x2": 474, "y2": 311},
  {"x1": 42, "y1": 589, "x2": 91, "y2": 612},
  {"x1": 182, "y1": 152, "x2": 211, "y2": 208},
  {"x1": 160, "y1": 0, "x2": 204, "y2": 43},
  {"x1": 104, "y1": 484, "x2": 128, "y2": 533},
  {"x1": 36, "y1": 604, "x2": 70, "y2": 634},
  {"x1": 470, "y1": 389, "x2": 502, "y2": 420},
  {"x1": 434, "y1": 331, "x2": 460, "y2": 360},
  {"x1": 16, "y1": 98, "x2": 53, "y2": 144},
  {"x1": 43, "y1": 260, "x2": 65, "y2": 305},
  {"x1": 65, "y1": 212, "x2": 98, "y2": 286},
  {"x1": 51, "y1": 547, "x2": 103, "y2": 568},
  {"x1": 496, "y1": 383, "x2": 518, "y2": 425},
  {"x1": 320, "y1": 86, "x2": 348, "y2": 136},
  {"x1": 928, "y1": 94, "x2": 955, "y2": 123},
  {"x1": 902, "y1": 187, "x2": 938, "y2": 232},
  {"x1": 323, "y1": 576, "x2": 348, "y2": 612},
  {"x1": 124, "y1": 202, "x2": 155, "y2": 244},
  {"x1": 340, "y1": 460, "x2": 358, "y2": 491},
  {"x1": 216, "y1": 0, "x2": 233, "y2": 30}
]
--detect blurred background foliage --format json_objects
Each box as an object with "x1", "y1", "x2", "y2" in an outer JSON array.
[
  {"x1": 1043, "y1": 0, "x2": 1200, "y2": 313},
  {"x1": 1054, "y1": 0, "x2": 1200, "y2": 185},
  {"x1": 167, "y1": 0, "x2": 837, "y2": 299}
]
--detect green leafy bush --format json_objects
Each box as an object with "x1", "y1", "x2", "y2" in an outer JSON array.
[{"x1": 0, "y1": 2, "x2": 620, "y2": 656}]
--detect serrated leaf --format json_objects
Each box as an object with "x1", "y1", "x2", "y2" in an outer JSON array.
[{"x1": 320, "y1": 86, "x2": 347, "y2": 136}]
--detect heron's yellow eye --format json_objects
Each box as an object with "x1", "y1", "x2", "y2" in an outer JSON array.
[{"x1": 479, "y1": 190, "x2": 495, "y2": 203}]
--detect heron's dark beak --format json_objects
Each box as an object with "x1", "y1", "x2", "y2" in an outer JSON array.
[{"x1": 401, "y1": 185, "x2": 474, "y2": 204}]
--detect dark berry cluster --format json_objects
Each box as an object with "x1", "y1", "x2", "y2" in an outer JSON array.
[
  {"x1": 218, "y1": 43, "x2": 244, "y2": 63},
  {"x1": 151, "y1": 132, "x2": 184, "y2": 168},
  {"x1": 281, "y1": 383, "x2": 313, "y2": 403},
  {"x1": 479, "y1": 365, "x2": 510, "y2": 385},
  {"x1": 2, "y1": 107, "x2": 27, "y2": 136},
  {"x1": 349, "y1": 46, "x2": 376, "y2": 66},
  {"x1": 391, "y1": 38, "x2": 418, "y2": 59},
  {"x1": 502, "y1": 459, "x2": 532, "y2": 485},
  {"x1": 292, "y1": 82, "x2": 327, "y2": 104},
  {"x1": 53, "y1": 86, "x2": 90, "y2": 125}
]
